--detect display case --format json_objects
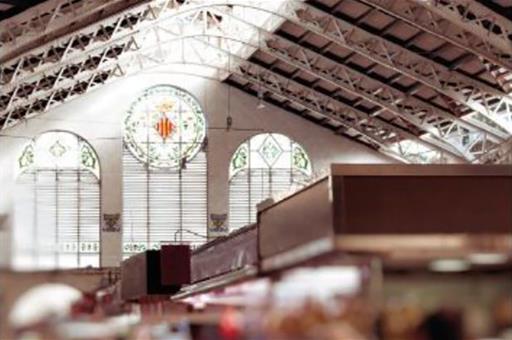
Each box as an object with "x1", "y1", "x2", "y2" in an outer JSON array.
[
  {"x1": 258, "y1": 164, "x2": 512, "y2": 271},
  {"x1": 191, "y1": 224, "x2": 258, "y2": 283},
  {"x1": 121, "y1": 245, "x2": 191, "y2": 301}
]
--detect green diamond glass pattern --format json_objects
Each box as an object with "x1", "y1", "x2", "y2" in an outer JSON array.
[
  {"x1": 229, "y1": 133, "x2": 313, "y2": 231},
  {"x1": 258, "y1": 134, "x2": 282, "y2": 167},
  {"x1": 229, "y1": 133, "x2": 312, "y2": 178},
  {"x1": 80, "y1": 142, "x2": 98, "y2": 174}
]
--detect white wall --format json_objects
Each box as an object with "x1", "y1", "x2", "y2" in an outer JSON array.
[{"x1": 0, "y1": 72, "x2": 393, "y2": 267}]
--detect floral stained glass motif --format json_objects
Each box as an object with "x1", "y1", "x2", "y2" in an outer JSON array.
[
  {"x1": 229, "y1": 133, "x2": 312, "y2": 178},
  {"x1": 292, "y1": 144, "x2": 310, "y2": 174},
  {"x1": 124, "y1": 85, "x2": 206, "y2": 169},
  {"x1": 81, "y1": 143, "x2": 98, "y2": 171},
  {"x1": 259, "y1": 134, "x2": 283, "y2": 167},
  {"x1": 18, "y1": 144, "x2": 34, "y2": 170},
  {"x1": 229, "y1": 133, "x2": 313, "y2": 231},
  {"x1": 49, "y1": 140, "x2": 67, "y2": 158},
  {"x1": 231, "y1": 144, "x2": 249, "y2": 174},
  {"x1": 14, "y1": 130, "x2": 101, "y2": 270},
  {"x1": 17, "y1": 131, "x2": 100, "y2": 179}
]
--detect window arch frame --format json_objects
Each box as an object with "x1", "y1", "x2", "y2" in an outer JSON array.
[
  {"x1": 228, "y1": 132, "x2": 313, "y2": 231},
  {"x1": 17, "y1": 129, "x2": 101, "y2": 180},
  {"x1": 13, "y1": 130, "x2": 102, "y2": 270},
  {"x1": 123, "y1": 84, "x2": 208, "y2": 170},
  {"x1": 122, "y1": 84, "x2": 209, "y2": 257}
]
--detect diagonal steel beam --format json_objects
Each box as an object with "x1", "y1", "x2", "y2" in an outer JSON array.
[
  {"x1": 0, "y1": 19, "x2": 465, "y2": 161},
  {"x1": 189, "y1": 38, "x2": 461, "y2": 163},
  {"x1": 261, "y1": 41, "x2": 501, "y2": 160},
  {"x1": 209, "y1": 9, "x2": 505, "y2": 161},
  {"x1": 1, "y1": 0, "x2": 508, "y2": 164},
  {"x1": 292, "y1": 2, "x2": 512, "y2": 134},
  {"x1": 357, "y1": 0, "x2": 512, "y2": 72},
  {"x1": 0, "y1": 0, "x2": 150, "y2": 62},
  {"x1": 1, "y1": 31, "x2": 459, "y2": 164},
  {"x1": 4, "y1": 0, "x2": 511, "y2": 136},
  {"x1": 231, "y1": 58, "x2": 460, "y2": 160},
  {"x1": 411, "y1": 0, "x2": 512, "y2": 58}
]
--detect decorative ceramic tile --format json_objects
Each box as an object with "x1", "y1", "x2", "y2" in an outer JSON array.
[
  {"x1": 102, "y1": 213, "x2": 121, "y2": 232},
  {"x1": 210, "y1": 213, "x2": 228, "y2": 233}
]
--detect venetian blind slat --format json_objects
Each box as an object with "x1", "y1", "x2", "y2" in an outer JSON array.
[
  {"x1": 13, "y1": 169, "x2": 100, "y2": 270},
  {"x1": 122, "y1": 148, "x2": 207, "y2": 257}
]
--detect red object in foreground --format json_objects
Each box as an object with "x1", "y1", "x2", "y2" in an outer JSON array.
[
  {"x1": 219, "y1": 307, "x2": 241, "y2": 340},
  {"x1": 70, "y1": 292, "x2": 96, "y2": 316}
]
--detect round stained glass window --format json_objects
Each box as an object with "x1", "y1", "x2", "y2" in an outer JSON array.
[{"x1": 124, "y1": 85, "x2": 206, "y2": 168}]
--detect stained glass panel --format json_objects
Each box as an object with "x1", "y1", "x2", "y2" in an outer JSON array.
[
  {"x1": 124, "y1": 85, "x2": 206, "y2": 168},
  {"x1": 258, "y1": 134, "x2": 283, "y2": 167},
  {"x1": 17, "y1": 131, "x2": 100, "y2": 179},
  {"x1": 14, "y1": 131, "x2": 101, "y2": 270},
  {"x1": 229, "y1": 133, "x2": 312, "y2": 178},
  {"x1": 229, "y1": 133, "x2": 312, "y2": 231},
  {"x1": 122, "y1": 85, "x2": 208, "y2": 257},
  {"x1": 18, "y1": 144, "x2": 34, "y2": 172}
]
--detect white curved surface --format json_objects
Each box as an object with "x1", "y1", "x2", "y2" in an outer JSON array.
[{"x1": 9, "y1": 283, "x2": 82, "y2": 328}]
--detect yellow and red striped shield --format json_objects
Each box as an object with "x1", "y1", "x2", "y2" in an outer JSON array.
[{"x1": 155, "y1": 116, "x2": 175, "y2": 140}]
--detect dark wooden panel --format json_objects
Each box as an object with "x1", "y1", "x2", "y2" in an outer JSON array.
[
  {"x1": 330, "y1": 164, "x2": 512, "y2": 176},
  {"x1": 258, "y1": 178, "x2": 333, "y2": 259},
  {"x1": 258, "y1": 165, "x2": 511, "y2": 264},
  {"x1": 145, "y1": 251, "x2": 181, "y2": 296},
  {"x1": 161, "y1": 245, "x2": 191, "y2": 286},
  {"x1": 120, "y1": 252, "x2": 147, "y2": 301},
  {"x1": 191, "y1": 224, "x2": 257, "y2": 282},
  {"x1": 338, "y1": 175, "x2": 512, "y2": 234},
  {"x1": 120, "y1": 251, "x2": 181, "y2": 301}
]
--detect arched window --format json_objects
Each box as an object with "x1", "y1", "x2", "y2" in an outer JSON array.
[
  {"x1": 14, "y1": 131, "x2": 101, "y2": 270},
  {"x1": 123, "y1": 85, "x2": 207, "y2": 257},
  {"x1": 229, "y1": 133, "x2": 312, "y2": 230}
]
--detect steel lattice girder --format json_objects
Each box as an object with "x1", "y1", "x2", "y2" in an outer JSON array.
[
  {"x1": 0, "y1": 1, "x2": 291, "y2": 118},
  {"x1": 7, "y1": 16, "x2": 499, "y2": 162},
  {"x1": 481, "y1": 138, "x2": 512, "y2": 164},
  {"x1": 0, "y1": 0, "x2": 178, "y2": 86},
  {"x1": 357, "y1": 0, "x2": 512, "y2": 73},
  {"x1": 290, "y1": 2, "x2": 512, "y2": 134},
  {"x1": 0, "y1": 0, "x2": 149, "y2": 62},
  {"x1": 0, "y1": 1, "x2": 289, "y2": 104},
  {"x1": 216, "y1": 7, "x2": 510, "y2": 163},
  {"x1": 230, "y1": 58, "x2": 456, "y2": 161},
  {"x1": 1, "y1": 30, "x2": 457, "y2": 164},
  {"x1": 208, "y1": 10, "x2": 504, "y2": 161},
  {"x1": 3, "y1": 0, "x2": 512, "y2": 138},
  {"x1": 411, "y1": 0, "x2": 512, "y2": 58},
  {"x1": 0, "y1": 0, "x2": 510, "y2": 163},
  {"x1": 187, "y1": 38, "x2": 457, "y2": 163},
  {"x1": 0, "y1": 3, "x2": 494, "y2": 162}
]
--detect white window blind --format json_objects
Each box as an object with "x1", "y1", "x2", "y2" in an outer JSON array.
[
  {"x1": 229, "y1": 133, "x2": 312, "y2": 231},
  {"x1": 122, "y1": 85, "x2": 208, "y2": 257},
  {"x1": 14, "y1": 169, "x2": 100, "y2": 270},
  {"x1": 229, "y1": 168, "x2": 309, "y2": 230},
  {"x1": 122, "y1": 149, "x2": 208, "y2": 257},
  {"x1": 13, "y1": 131, "x2": 101, "y2": 270}
]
